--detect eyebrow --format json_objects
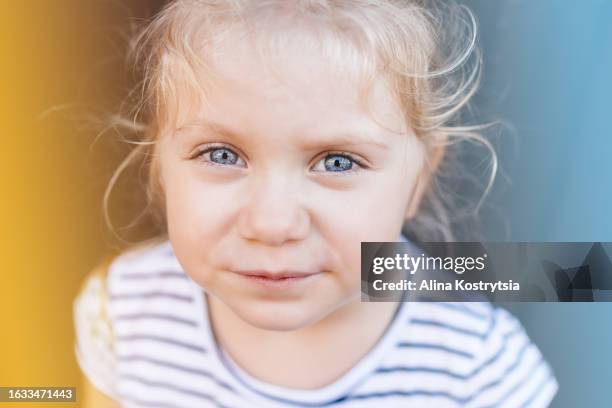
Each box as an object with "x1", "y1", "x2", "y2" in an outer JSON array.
[{"x1": 175, "y1": 120, "x2": 391, "y2": 150}]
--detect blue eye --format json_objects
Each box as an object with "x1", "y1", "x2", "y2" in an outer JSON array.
[
  {"x1": 324, "y1": 155, "x2": 353, "y2": 172},
  {"x1": 210, "y1": 148, "x2": 238, "y2": 165},
  {"x1": 311, "y1": 153, "x2": 362, "y2": 173},
  {"x1": 198, "y1": 146, "x2": 246, "y2": 168}
]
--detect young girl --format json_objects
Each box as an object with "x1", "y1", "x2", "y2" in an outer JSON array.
[{"x1": 74, "y1": 1, "x2": 558, "y2": 407}]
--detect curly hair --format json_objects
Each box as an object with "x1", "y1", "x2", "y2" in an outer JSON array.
[{"x1": 103, "y1": 0, "x2": 497, "y2": 246}]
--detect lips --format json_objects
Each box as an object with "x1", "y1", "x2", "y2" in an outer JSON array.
[
  {"x1": 230, "y1": 269, "x2": 324, "y2": 290},
  {"x1": 234, "y1": 270, "x2": 319, "y2": 280}
]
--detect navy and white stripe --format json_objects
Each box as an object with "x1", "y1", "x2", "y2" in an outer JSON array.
[{"x1": 74, "y1": 240, "x2": 558, "y2": 407}]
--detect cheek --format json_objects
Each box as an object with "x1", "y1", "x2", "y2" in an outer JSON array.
[
  {"x1": 317, "y1": 171, "x2": 415, "y2": 235},
  {"x1": 313, "y1": 170, "x2": 417, "y2": 282},
  {"x1": 161, "y1": 162, "x2": 243, "y2": 268}
]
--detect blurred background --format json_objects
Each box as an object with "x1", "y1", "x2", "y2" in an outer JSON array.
[
  {"x1": 0, "y1": 1, "x2": 610, "y2": 407},
  {"x1": 462, "y1": 1, "x2": 612, "y2": 407}
]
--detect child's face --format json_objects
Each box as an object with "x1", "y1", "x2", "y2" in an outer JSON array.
[{"x1": 159, "y1": 30, "x2": 426, "y2": 330}]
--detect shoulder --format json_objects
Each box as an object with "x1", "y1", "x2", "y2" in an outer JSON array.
[
  {"x1": 75, "y1": 238, "x2": 180, "y2": 310},
  {"x1": 77, "y1": 238, "x2": 194, "y2": 329},
  {"x1": 466, "y1": 305, "x2": 558, "y2": 407},
  {"x1": 402, "y1": 302, "x2": 558, "y2": 407},
  {"x1": 102, "y1": 239, "x2": 193, "y2": 307},
  {"x1": 107, "y1": 238, "x2": 178, "y2": 277},
  {"x1": 407, "y1": 301, "x2": 495, "y2": 351},
  {"x1": 73, "y1": 238, "x2": 185, "y2": 398}
]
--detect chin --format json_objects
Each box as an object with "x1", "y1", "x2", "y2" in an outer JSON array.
[{"x1": 230, "y1": 299, "x2": 332, "y2": 332}]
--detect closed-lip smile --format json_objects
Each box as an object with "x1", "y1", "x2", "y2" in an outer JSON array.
[
  {"x1": 231, "y1": 269, "x2": 323, "y2": 290},
  {"x1": 234, "y1": 270, "x2": 319, "y2": 280}
]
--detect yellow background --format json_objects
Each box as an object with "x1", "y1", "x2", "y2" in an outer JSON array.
[{"x1": 0, "y1": 2, "x2": 164, "y2": 406}]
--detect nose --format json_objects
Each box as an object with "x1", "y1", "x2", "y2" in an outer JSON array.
[{"x1": 238, "y1": 172, "x2": 310, "y2": 246}]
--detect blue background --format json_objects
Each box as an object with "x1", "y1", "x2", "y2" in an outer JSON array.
[{"x1": 463, "y1": 1, "x2": 612, "y2": 406}]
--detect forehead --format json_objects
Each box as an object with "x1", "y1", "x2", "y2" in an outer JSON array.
[{"x1": 173, "y1": 25, "x2": 407, "y2": 138}]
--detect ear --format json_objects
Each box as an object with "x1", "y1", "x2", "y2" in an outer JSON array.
[{"x1": 405, "y1": 144, "x2": 445, "y2": 219}]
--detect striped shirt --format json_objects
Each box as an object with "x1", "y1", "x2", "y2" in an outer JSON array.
[{"x1": 73, "y1": 239, "x2": 558, "y2": 407}]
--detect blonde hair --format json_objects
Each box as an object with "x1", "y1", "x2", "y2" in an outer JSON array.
[{"x1": 104, "y1": 0, "x2": 497, "y2": 245}]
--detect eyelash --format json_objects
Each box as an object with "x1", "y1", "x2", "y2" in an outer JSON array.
[
  {"x1": 191, "y1": 143, "x2": 367, "y2": 174},
  {"x1": 193, "y1": 143, "x2": 247, "y2": 169}
]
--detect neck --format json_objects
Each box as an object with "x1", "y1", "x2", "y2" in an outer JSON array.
[{"x1": 207, "y1": 294, "x2": 401, "y2": 389}]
